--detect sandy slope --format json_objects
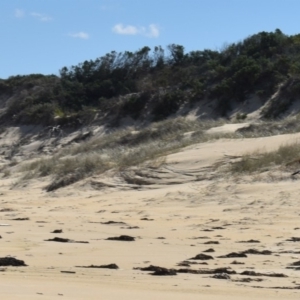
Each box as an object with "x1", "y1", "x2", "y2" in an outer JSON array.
[{"x1": 1, "y1": 128, "x2": 300, "y2": 299}]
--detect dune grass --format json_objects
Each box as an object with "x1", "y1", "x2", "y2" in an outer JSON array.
[
  {"x1": 230, "y1": 142, "x2": 300, "y2": 174},
  {"x1": 17, "y1": 114, "x2": 300, "y2": 190},
  {"x1": 17, "y1": 117, "x2": 226, "y2": 190}
]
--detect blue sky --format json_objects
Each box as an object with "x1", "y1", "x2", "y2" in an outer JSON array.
[{"x1": 1, "y1": 0, "x2": 300, "y2": 79}]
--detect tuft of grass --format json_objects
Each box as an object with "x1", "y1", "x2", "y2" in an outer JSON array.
[
  {"x1": 3, "y1": 169, "x2": 11, "y2": 178},
  {"x1": 230, "y1": 143, "x2": 300, "y2": 173},
  {"x1": 235, "y1": 115, "x2": 300, "y2": 138},
  {"x1": 21, "y1": 157, "x2": 57, "y2": 177}
]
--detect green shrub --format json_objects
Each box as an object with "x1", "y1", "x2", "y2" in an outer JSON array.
[
  {"x1": 236, "y1": 113, "x2": 247, "y2": 120},
  {"x1": 18, "y1": 103, "x2": 56, "y2": 125},
  {"x1": 152, "y1": 90, "x2": 185, "y2": 121},
  {"x1": 121, "y1": 92, "x2": 150, "y2": 119}
]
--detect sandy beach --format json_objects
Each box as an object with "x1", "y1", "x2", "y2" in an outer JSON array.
[{"x1": 1, "y1": 126, "x2": 300, "y2": 299}]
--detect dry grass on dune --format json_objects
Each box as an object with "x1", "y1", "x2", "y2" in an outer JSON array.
[
  {"x1": 18, "y1": 118, "x2": 225, "y2": 190},
  {"x1": 235, "y1": 114, "x2": 300, "y2": 137},
  {"x1": 230, "y1": 142, "x2": 300, "y2": 174},
  {"x1": 15, "y1": 114, "x2": 300, "y2": 190}
]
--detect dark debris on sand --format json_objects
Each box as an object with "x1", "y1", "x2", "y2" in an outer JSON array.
[
  {"x1": 45, "y1": 237, "x2": 89, "y2": 243},
  {"x1": 0, "y1": 257, "x2": 27, "y2": 266},
  {"x1": 233, "y1": 277, "x2": 263, "y2": 283},
  {"x1": 219, "y1": 249, "x2": 271, "y2": 258},
  {"x1": 122, "y1": 226, "x2": 140, "y2": 229},
  {"x1": 240, "y1": 270, "x2": 287, "y2": 277},
  {"x1": 218, "y1": 252, "x2": 247, "y2": 258},
  {"x1": 177, "y1": 267, "x2": 236, "y2": 275},
  {"x1": 135, "y1": 265, "x2": 176, "y2": 276},
  {"x1": 106, "y1": 235, "x2": 135, "y2": 241},
  {"x1": 136, "y1": 265, "x2": 244, "y2": 277},
  {"x1": 286, "y1": 237, "x2": 300, "y2": 242},
  {"x1": 230, "y1": 260, "x2": 245, "y2": 265},
  {"x1": 211, "y1": 273, "x2": 231, "y2": 280},
  {"x1": 76, "y1": 263, "x2": 119, "y2": 269},
  {"x1": 242, "y1": 249, "x2": 272, "y2": 255},
  {"x1": 101, "y1": 221, "x2": 127, "y2": 225},
  {"x1": 204, "y1": 241, "x2": 219, "y2": 245},
  {"x1": 178, "y1": 261, "x2": 208, "y2": 266},
  {"x1": 152, "y1": 268, "x2": 177, "y2": 276},
  {"x1": 51, "y1": 229, "x2": 63, "y2": 234},
  {"x1": 203, "y1": 248, "x2": 215, "y2": 253},
  {"x1": 237, "y1": 239, "x2": 260, "y2": 243},
  {"x1": 0, "y1": 208, "x2": 14, "y2": 212},
  {"x1": 190, "y1": 253, "x2": 214, "y2": 260}
]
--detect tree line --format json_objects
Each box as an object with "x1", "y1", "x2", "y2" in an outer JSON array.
[{"x1": 1, "y1": 29, "x2": 300, "y2": 125}]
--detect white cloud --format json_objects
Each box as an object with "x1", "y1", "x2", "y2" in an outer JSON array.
[
  {"x1": 146, "y1": 24, "x2": 160, "y2": 38},
  {"x1": 112, "y1": 23, "x2": 160, "y2": 38},
  {"x1": 31, "y1": 12, "x2": 52, "y2": 22},
  {"x1": 112, "y1": 24, "x2": 139, "y2": 35},
  {"x1": 15, "y1": 9, "x2": 25, "y2": 18},
  {"x1": 69, "y1": 32, "x2": 90, "y2": 40}
]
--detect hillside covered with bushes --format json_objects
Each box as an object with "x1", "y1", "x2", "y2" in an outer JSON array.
[{"x1": 1, "y1": 29, "x2": 300, "y2": 126}]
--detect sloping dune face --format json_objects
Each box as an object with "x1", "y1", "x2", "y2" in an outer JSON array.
[{"x1": 2, "y1": 132, "x2": 300, "y2": 299}]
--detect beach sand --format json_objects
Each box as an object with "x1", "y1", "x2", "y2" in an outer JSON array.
[{"x1": 1, "y1": 127, "x2": 300, "y2": 299}]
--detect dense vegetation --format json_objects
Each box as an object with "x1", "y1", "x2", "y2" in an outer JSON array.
[{"x1": 2, "y1": 29, "x2": 300, "y2": 125}]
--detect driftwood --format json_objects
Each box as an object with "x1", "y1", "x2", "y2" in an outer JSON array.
[{"x1": 291, "y1": 170, "x2": 300, "y2": 176}]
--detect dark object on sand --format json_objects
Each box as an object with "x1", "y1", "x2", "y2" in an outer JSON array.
[
  {"x1": 204, "y1": 241, "x2": 219, "y2": 245},
  {"x1": 289, "y1": 260, "x2": 300, "y2": 266},
  {"x1": 45, "y1": 237, "x2": 89, "y2": 243},
  {"x1": 61, "y1": 271, "x2": 76, "y2": 274},
  {"x1": 136, "y1": 265, "x2": 176, "y2": 276},
  {"x1": 190, "y1": 253, "x2": 214, "y2": 260},
  {"x1": 101, "y1": 221, "x2": 127, "y2": 225},
  {"x1": 77, "y1": 264, "x2": 119, "y2": 269},
  {"x1": 177, "y1": 267, "x2": 236, "y2": 275},
  {"x1": 152, "y1": 268, "x2": 177, "y2": 276},
  {"x1": 212, "y1": 273, "x2": 231, "y2": 280},
  {"x1": 106, "y1": 235, "x2": 135, "y2": 241},
  {"x1": 242, "y1": 249, "x2": 272, "y2": 255},
  {"x1": 286, "y1": 237, "x2": 300, "y2": 242},
  {"x1": 230, "y1": 260, "x2": 245, "y2": 265},
  {"x1": 0, "y1": 257, "x2": 27, "y2": 266},
  {"x1": 51, "y1": 229, "x2": 63, "y2": 234},
  {"x1": 237, "y1": 239, "x2": 260, "y2": 243},
  {"x1": 240, "y1": 270, "x2": 287, "y2": 277},
  {"x1": 218, "y1": 252, "x2": 247, "y2": 258},
  {"x1": 203, "y1": 248, "x2": 215, "y2": 253}
]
